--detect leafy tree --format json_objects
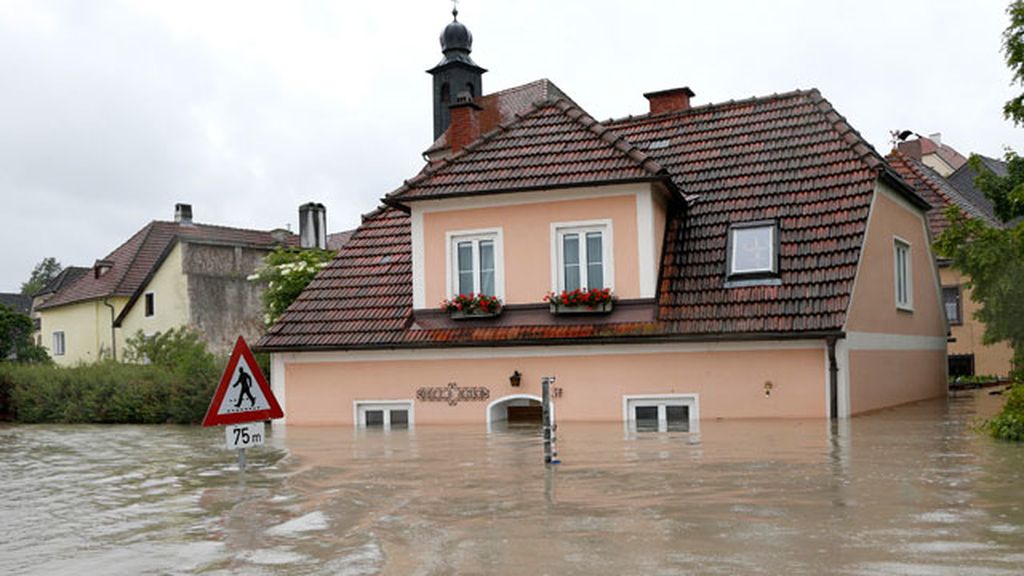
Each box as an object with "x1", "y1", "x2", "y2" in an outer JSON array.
[
  {"x1": 936, "y1": 1, "x2": 1024, "y2": 440},
  {"x1": 20, "y1": 257, "x2": 62, "y2": 296},
  {"x1": 247, "y1": 247, "x2": 334, "y2": 325},
  {"x1": 0, "y1": 304, "x2": 50, "y2": 363},
  {"x1": 1004, "y1": 1, "x2": 1024, "y2": 125}
]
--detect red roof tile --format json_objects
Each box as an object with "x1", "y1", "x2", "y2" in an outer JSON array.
[
  {"x1": 389, "y1": 99, "x2": 676, "y2": 204},
  {"x1": 886, "y1": 150, "x2": 998, "y2": 237},
  {"x1": 259, "y1": 87, "x2": 925, "y2": 350}
]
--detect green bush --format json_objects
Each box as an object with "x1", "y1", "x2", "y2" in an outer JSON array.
[
  {"x1": 1, "y1": 328, "x2": 222, "y2": 424},
  {"x1": 985, "y1": 383, "x2": 1024, "y2": 441},
  {"x1": 248, "y1": 246, "x2": 334, "y2": 325}
]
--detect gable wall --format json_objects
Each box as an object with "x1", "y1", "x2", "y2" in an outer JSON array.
[
  {"x1": 119, "y1": 242, "x2": 190, "y2": 343},
  {"x1": 39, "y1": 297, "x2": 128, "y2": 365},
  {"x1": 841, "y1": 180, "x2": 947, "y2": 415}
]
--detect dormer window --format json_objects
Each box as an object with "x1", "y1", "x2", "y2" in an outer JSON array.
[
  {"x1": 93, "y1": 259, "x2": 113, "y2": 279},
  {"x1": 727, "y1": 221, "x2": 777, "y2": 277},
  {"x1": 447, "y1": 229, "x2": 503, "y2": 298}
]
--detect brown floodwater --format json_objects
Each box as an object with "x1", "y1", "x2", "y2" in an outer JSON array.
[{"x1": 1, "y1": 389, "x2": 1022, "y2": 575}]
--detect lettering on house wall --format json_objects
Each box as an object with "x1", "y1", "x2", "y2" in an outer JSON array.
[{"x1": 416, "y1": 382, "x2": 491, "y2": 406}]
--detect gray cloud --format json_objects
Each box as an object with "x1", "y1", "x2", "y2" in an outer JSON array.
[{"x1": 1, "y1": 0, "x2": 1021, "y2": 290}]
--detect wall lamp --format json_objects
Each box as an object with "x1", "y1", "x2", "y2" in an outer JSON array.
[{"x1": 510, "y1": 370, "x2": 522, "y2": 387}]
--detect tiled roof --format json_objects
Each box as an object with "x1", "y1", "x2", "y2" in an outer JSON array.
[
  {"x1": 261, "y1": 207, "x2": 413, "y2": 348},
  {"x1": 886, "y1": 150, "x2": 999, "y2": 236},
  {"x1": 327, "y1": 229, "x2": 356, "y2": 252},
  {"x1": 946, "y1": 155, "x2": 1003, "y2": 224},
  {"x1": 389, "y1": 98, "x2": 676, "y2": 204},
  {"x1": 424, "y1": 79, "x2": 573, "y2": 156},
  {"x1": 39, "y1": 221, "x2": 295, "y2": 311},
  {"x1": 259, "y1": 87, "x2": 922, "y2": 350},
  {"x1": 609, "y1": 90, "x2": 888, "y2": 334},
  {"x1": 0, "y1": 293, "x2": 32, "y2": 315},
  {"x1": 34, "y1": 266, "x2": 89, "y2": 298}
]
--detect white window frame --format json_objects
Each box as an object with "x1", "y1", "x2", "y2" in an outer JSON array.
[
  {"x1": 445, "y1": 228, "x2": 504, "y2": 299},
  {"x1": 942, "y1": 285, "x2": 962, "y2": 325},
  {"x1": 894, "y1": 237, "x2": 913, "y2": 311},
  {"x1": 353, "y1": 400, "x2": 415, "y2": 430},
  {"x1": 727, "y1": 222, "x2": 777, "y2": 276},
  {"x1": 52, "y1": 331, "x2": 66, "y2": 356},
  {"x1": 550, "y1": 219, "x2": 614, "y2": 293},
  {"x1": 144, "y1": 291, "x2": 155, "y2": 318},
  {"x1": 623, "y1": 394, "x2": 700, "y2": 433}
]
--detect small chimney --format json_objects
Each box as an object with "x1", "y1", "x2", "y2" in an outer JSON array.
[
  {"x1": 298, "y1": 202, "x2": 327, "y2": 250},
  {"x1": 928, "y1": 132, "x2": 942, "y2": 148},
  {"x1": 449, "y1": 93, "x2": 483, "y2": 153},
  {"x1": 644, "y1": 87, "x2": 696, "y2": 115},
  {"x1": 174, "y1": 203, "x2": 193, "y2": 225}
]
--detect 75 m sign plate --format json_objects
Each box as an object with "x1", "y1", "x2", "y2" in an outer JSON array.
[{"x1": 226, "y1": 422, "x2": 265, "y2": 449}]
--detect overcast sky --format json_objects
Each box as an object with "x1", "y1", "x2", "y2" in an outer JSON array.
[{"x1": 1, "y1": 0, "x2": 1021, "y2": 292}]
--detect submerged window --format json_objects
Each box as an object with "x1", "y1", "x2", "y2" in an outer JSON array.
[
  {"x1": 942, "y1": 285, "x2": 961, "y2": 325},
  {"x1": 355, "y1": 401, "x2": 413, "y2": 430},
  {"x1": 449, "y1": 231, "x2": 502, "y2": 298},
  {"x1": 625, "y1": 395, "x2": 698, "y2": 433},
  {"x1": 895, "y1": 238, "x2": 913, "y2": 311},
  {"x1": 728, "y1": 222, "x2": 777, "y2": 277},
  {"x1": 555, "y1": 222, "x2": 611, "y2": 292}
]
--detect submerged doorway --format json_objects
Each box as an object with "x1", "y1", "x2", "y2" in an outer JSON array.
[{"x1": 487, "y1": 394, "x2": 550, "y2": 431}]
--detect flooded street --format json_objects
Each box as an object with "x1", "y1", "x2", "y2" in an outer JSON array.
[{"x1": 2, "y1": 390, "x2": 1023, "y2": 575}]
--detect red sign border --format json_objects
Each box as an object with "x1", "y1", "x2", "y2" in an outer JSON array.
[{"x1": 202, "y1": 336, "x2": 284, "y2": 427}]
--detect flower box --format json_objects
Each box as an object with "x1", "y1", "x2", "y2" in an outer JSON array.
[
  {"x1": 441, "y1": 294, "x2": 503, "y2": 320},
  {"x1": 449, "y1": 309, "x2": 501, "y2": 320},
  {"x1": 549, "y1": 300, "x2": 614, "y2": 315}
]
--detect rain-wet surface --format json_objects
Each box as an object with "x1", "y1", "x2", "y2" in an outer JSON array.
[{"x1": 1, "y1": 389, "x2": 1023, "y2": 575}]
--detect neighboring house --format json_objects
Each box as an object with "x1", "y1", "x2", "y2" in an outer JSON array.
[
  {"x1": 0, "y1": 293, "x2": 32, "y2": 316},
  {"x1": 889, "y1": 144, "x2": 1014, "y2": 378},
  {"x1": 30, "y1": 266, "x2": 89, "y2": 344},
  {"x1": 36, "y1": 203, "x2": 312, "y2": 365},
  {"x1": 257, "y1": 13, "x2": 948, "y2": 429},
  {"x1": 896, "y1": 133, "x2": 967, "y2": 177}
]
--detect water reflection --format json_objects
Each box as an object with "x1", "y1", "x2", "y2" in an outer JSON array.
[{"x1": 1, "y1": 391, "x2": 1023, "y2": 575}]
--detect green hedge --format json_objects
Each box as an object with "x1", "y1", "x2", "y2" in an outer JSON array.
[
  {"x1": 986, "y1": 383, "x2": 1024, "y2": 442},
  {"x1": 0, "y1": 328, "x2": 222, "y2": 424}
]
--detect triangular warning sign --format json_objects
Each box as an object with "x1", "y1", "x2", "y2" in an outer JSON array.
[{"x1": 202, "y1": 336, "x2": 284, "y2": 427}]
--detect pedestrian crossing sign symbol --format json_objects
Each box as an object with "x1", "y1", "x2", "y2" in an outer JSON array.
[{"x1": 202, "y1": 336, "x2": 284, "y2": 426}]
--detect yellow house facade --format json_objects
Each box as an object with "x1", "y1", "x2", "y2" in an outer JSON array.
[{"x1": 37, "y1": 204, "x2": 298, "y2": 365}]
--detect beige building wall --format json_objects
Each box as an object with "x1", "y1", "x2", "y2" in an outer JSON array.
[
  {"x1": 415, "y1": 183, "x2": 668, "y2": 308},
  {"x1": 843, "y1": 182, "x2": 947, "y2": 414},
  {"x1": 119, "y1": 243, "x2": 191, "y2": 343},
  {"x1": 39, "y1": 297, "x2": 129, "y2": 366},
  {"x1": 941, "y1": 266, "x2": 1014, "y2": 377},
  {"x1": 275, "y1": 343, "x2": 829, "y2": 426}
]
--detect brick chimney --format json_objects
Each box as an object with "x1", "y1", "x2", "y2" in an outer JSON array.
[
  {"x1": 643, "y1": 87, "x2": 696, "y2": 115},
  {"x1": 448, "y1": 92, "x2": 483, "y2": 153}
]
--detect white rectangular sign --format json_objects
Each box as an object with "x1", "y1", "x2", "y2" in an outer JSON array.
[{"x1": 226, "y1": 422, "x2": 265, "y2": 449}]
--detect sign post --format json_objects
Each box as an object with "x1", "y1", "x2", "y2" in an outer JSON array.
[
  {"x1": 542, "y1": 376, "x2": 559, "y2": 465},
  {"x1": 203, "y1": 336, "x2": 284, "y2": 471}
]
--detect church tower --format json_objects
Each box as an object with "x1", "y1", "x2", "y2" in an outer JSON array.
[{"x1": 427, "y1": 7, "x2": 486, "y2": 140}]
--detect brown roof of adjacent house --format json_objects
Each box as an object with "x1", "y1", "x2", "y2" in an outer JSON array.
[
  {"x1": 39, "y1": 221, "x2": 296, "y2": 311},
  {"x1": 886, "y1": 150, "x2": 999, "y2": 237},
  {"x1": 34, "y1": 266, "x2": 89, "y2": 299},
  {"x1": 259, "y1": 86, "x2": 925, "y2": 351},
  {"x1": 0, "y1": 293, "x2": 32, "y2": 315}
]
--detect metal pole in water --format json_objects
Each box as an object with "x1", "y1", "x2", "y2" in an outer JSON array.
[
  {"x1": 238, "y1": 448, "x2": 247, "y2": 471},
  {"x1": 542, "y1": 376, "x2": 558, "y2": 465}
]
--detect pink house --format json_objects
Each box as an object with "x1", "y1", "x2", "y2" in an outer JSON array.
[{"x1": 257, "y1": 14, "x2": 947, "y2": 430}]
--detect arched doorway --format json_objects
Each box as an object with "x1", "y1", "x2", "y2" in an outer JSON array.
[{"x1": 486, "y1": 394, "x2": 551, "y2": 431}]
